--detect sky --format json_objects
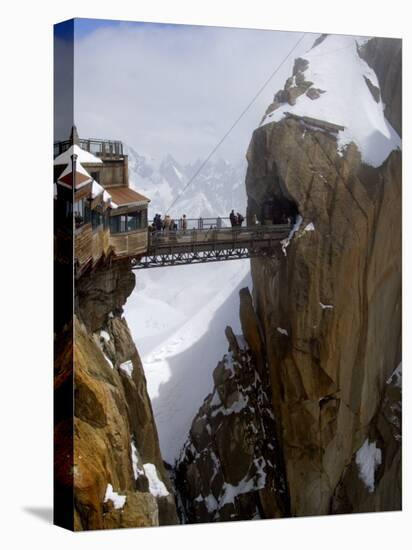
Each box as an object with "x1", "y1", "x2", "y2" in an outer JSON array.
[{"x1": 56, "y1": 19, "x2": 318, "y2": 163}]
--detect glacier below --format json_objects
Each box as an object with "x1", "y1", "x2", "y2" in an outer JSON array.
[
  {"x1": 124, "y1": 148, "x2": 251, "y2": 463},
  {"x1": 125, "y1": 260, "x2": 251, "y2": 464}
]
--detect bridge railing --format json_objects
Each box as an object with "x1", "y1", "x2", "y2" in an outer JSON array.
[
  {"x1": 54, "y1": 138, "x2": 124, "y2": 158},
  {"x1": 148, "y1": 222, "x2": 291, "y2": 249},
  {"x1": 150, "y1": 217, "x2": 234, "y2": 230}
]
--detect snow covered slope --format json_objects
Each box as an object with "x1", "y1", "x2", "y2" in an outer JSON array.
[
  {"x1": 261, "y1": 35, "x2": 401, "y2": 167},
  {"x1": 125, "y1": 260, "x2": 251, "y2": 464}
]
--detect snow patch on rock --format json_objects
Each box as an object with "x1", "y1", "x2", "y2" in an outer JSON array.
[
  {"x1": 355, "y1": 439, "x2": 382, "y2": 492},
  {"x1": 387, "y1": 362, "x2": 402, "y2": 388},
  {"x1": 211, "y1": 392, "x2": 249, "y2": 417},
  {"x1": 104, "y1": 483, "x2": 126, "y2": 509},
  {"x1": 130, "y1": 439, "x2": 144, "y2": 480},
  {"x1": 304, "y1": 222, "x2": 315, "y2": 232},
  {"x1": 93, "y1": 332, "x2": 114, "y2": 368},
  {"x1": 320, "y1": 302, "x2": 334, "y2": 310},
  {"x1": 100, "y1": 330, "x2": 110, "y2": 342},
  {"x1": 281, "y1": 215, "x2": 303, "y2": 255},
  {"x1": 143, "y1": 463, "x2": 169, "y2": 497},
  {"x1": 119, "y1": 360, "x2": 134, "y2": 378}
]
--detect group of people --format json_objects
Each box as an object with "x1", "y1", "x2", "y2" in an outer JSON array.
[
  {"x1": 151, "y1": 213, "x2": 187, "y2": 232},
  {"x1": 229, "y1": 210, "x2": 244, "y2": 227},
  {"x1": 150, "y1": 210, "x2": 248, "y2": 232}
]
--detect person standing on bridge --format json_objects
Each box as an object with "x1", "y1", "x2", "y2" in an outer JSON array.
[
  {"x1": 230, "y1": 210, "x2": 237, "y2": 227},
  {"x1": 169, "y1": 217, "x2": 177, "y2": 240},
  {"x1": 163, "y1": 214, "x2": 171, "y2": 232},
  {"x1": 155, "y1": 214, "x2": 163, "y2": 231},
  {"x1": 182, "y1": 214, "x2": 188, "y2": 232},
  {"x1": 237, "y1": 212, "x2": 244, "y2": 226}
]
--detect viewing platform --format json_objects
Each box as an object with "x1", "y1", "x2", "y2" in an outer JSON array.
[{"x1": 54, "y1": 137, "x2": 125, "y2": 160}]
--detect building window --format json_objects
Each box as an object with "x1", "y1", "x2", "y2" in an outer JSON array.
[
  {"x1": 74, "y1": 199, "x2": 83, "y2": 216},
  {"x1": 127, "y1": 212, "x2": 138, "y2": 231},
  {"x1": 110, "y1": 215, "x2": 120, "y2": 233},
  {"x1": 90, "y1": 142, "x2": 101, "y2": 155},
  {"x1": 84, "y1": 205, "x2": 91, "y2": 224},
  {"x1": 110, "y1": 210, "x2": 148, "y2": 234},
  {"x1": 74, "y1": 198, "x2": 85, "y2": 226},
  {"x1": 91, "y1": 210, "x2": 103, "y2": 230},
  {"x1": 103, "y1": 212, "x2": 109, "y2": 230}
]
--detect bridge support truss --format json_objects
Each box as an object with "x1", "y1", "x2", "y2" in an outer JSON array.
[{"x1": 131, "y1": 245, "x2": 278, "y2": 269}]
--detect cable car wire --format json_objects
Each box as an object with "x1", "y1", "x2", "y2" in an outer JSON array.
[{"x1": 165, "y1": 32, "x2": 307, "y2": 214}]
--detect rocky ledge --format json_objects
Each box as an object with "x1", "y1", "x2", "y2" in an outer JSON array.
[
  {"x1": 73, "y1": 260, "x2": 178, "y2": 529},
  {"x1": 175, "y1": 289, "x2": 289, "y2": 523}
]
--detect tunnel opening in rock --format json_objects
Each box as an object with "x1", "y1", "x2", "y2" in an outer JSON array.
[{"x1": 260, "y1": 194, "x2": 299, "y2": 225}]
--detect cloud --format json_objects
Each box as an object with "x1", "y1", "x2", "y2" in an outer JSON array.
[{"x1": 73, "y1": 21, "x2": 316, "y2": 163}]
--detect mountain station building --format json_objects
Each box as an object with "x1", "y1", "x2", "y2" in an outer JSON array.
[{"x1": 54, "y1": 126, "x2": 150, "y2": 275}]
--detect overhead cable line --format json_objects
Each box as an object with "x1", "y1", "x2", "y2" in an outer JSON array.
[{"x1": 165, "y1": 32, "x2": 307, "y2": 214}]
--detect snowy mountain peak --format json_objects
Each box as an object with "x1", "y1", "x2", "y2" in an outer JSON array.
[
  {"x1": 160, "y1": 153, "x2": 182, "y2": 172},
  {"x1": 261, "y1": 34, "x2": 401, "y2": 168},
  {"x1": 159, "y1": 155, "x2": 186, "y2": 187},
  {"x1": 125, "y1": 144, "x2": 247, "y2": 219}
]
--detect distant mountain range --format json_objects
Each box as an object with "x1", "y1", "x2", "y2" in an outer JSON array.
[{"x1": 125, "y1": 145, "x2": 247, "y2": 220}]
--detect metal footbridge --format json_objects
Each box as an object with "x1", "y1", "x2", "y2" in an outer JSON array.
[{"x1": 131, "y1": 217, "x2": 291, "y2": 269}]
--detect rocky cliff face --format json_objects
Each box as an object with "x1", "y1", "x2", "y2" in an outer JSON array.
[
  {"x1": 245, "y1": 35, "x2": 401, "y2": 516},
  {"x1": 175, "y1": 35, "x2": 401, "y2": 522},
  {"x1": 73, "y1": 260, "x2": 178, "y2": 530},
  {"x1": 175, "y1": 310, "x2": 289, "y2": 523},
  {"x1": 358, "y1": 37, "x2": 402, "y2": 137}
]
